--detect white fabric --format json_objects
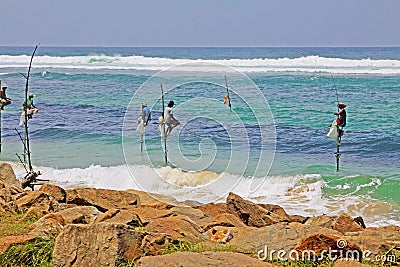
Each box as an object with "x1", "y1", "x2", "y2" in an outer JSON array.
[
  {"x1": 164, "y1": 107, "x2": 173, "y2": 125},
  {"x1": 327, "y1": 120, "x2": 339, "y2": 140},
  {"x1": 136, "y1": 118, "x2": 145, "y2": 135}
]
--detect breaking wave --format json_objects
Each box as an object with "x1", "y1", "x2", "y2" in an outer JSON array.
[
  {"x1": 9, "y1": 162, "x2": 400, "y2": 227},
  {"x1": 1, "y1": 54, "x2": 400, "y2": 74}
]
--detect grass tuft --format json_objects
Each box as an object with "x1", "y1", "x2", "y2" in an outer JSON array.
[
  {"x1": 0, "y1": 212, "x2": 39, "y2": 237},
  {"x1": 0, "y1": 237, "x2": 55, "y2": 267}
]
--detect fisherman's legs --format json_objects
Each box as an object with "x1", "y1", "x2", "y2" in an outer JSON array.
[
  {"x1": 166, "y1": 120, "x2": 180, "y2": 135},
  {"x1": 0, "y1": 98, "x2": 11, "y2": 109}
]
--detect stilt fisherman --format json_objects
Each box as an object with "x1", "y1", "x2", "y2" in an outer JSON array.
[{"x1": 334, "y1": 103, "x2": 347, "y2": 136}]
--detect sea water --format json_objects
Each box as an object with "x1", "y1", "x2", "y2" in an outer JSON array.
[{"x1": 0, "y1": 46, "x2": 399, "y2": 226}]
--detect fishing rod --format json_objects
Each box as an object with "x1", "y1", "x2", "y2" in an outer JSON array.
[
  {"x1": 23, "y1": 44, "x2": 39, "y2": 172},
  {"x1": 330, "y1": 73, "x2": 341, "y2": 172},
  {"x1": 161, "y1": 84, "x2": 168, "y2": 165},
  {"x1": 17, "y1": 44, "x2": 45, "y2": 190},
  {"x1": 224, "y1": 76, "x2": 232, "y2": 111},
  {"x1": 14, "y1": 128, "x2": 27, "y2": 161},
  {"x1": 16, "y1": 153, "x2": 28, "y2": 173},
  {"x1": 331, "y1": 73, "x2": 340, "y2": 106}
]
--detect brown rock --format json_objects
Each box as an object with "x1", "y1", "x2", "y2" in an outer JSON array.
[
  {"x1": 130, "y1": 206, "x2": 173, "y2": 225},
  {"x1": 20, "y1": 206, "x2": 47, "y2": 221},
  {"x1": 29, "y1": 213, "x2": 65, "y2": 236},
  {"x1": 222, "y1": 222, "x2": 343, "y2": 255},
  {"x1": 305, "y1": 215, "x2": 336, "y2": 228},
  {"x1": 332, "y1": 214, "x2": 364, "y2": 234},
  {"x1": 0, "y1": 188, "x2": 19, "y2": 213},
  {"x1": 0, "y1": 233, "x2": 38, "y2": 253},
  {"x1": 53, "y1": 223, "x2": 145, "y2": 267},
  {"x1": 295, "y1": 234, "x2": 362, "y2": 260},
  {"x1": 15, "y1": 191, "x2": 59, "y2": 214},
  {"x1": 203, "y1": 213, "x2": 248, "y2": 231},
  {"x1": 196, "y1": 202, "x2": 227, "y2": 219},
  {"x1": 102, "y1": 209, "x2": 142, "y2": 226},
  {"x1": 140, "y1": 232, "x2": 174, "y2": 256},
  {"x1": 0, "y1": 162, "x2": 21, "y2": 188},
  {"x1": 66, "y1": 188, "x2": 140, "y2": 212},
  {"x1": 145, "y1": 215, "x2": 208, "y2": 243},
  {"x1": 126, "y1": 189, "x2": 177, "y2": 208},
  {"x1": 345, "y1": 225, "x2": 400, "y2": 258},
  {"x1": 57, "y1": 206, "x2": 101, "y2": 224},
  {"x1": 136, "y1": 251, "x2": 275, "y2": 267},
  {"x1": 170, "y1": 206, "x2": 212, "y2": 225},
  {"x1": 39, "y1": 184, "x2": 66, "y2": 203},
  {"x1": 226, "y1": 192, "x2": 290, "y2": 227},
  {"x1": 288, "y1": 214, "x2": 308, "y2": 223},
  {"x1": 94, "y1": 208, "x2": 120, "y2": 223}
]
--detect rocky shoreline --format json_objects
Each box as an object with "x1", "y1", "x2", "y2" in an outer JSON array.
[{"x1": 0, "y1": 162, "x2": 399, "y2": 266}]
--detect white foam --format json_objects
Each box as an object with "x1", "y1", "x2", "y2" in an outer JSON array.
[
  {"x1": 8, "y1": 162, "x2": 399, "y2": 227},
  {"x1": 1, "y1": 54, "x2": 400, "y2": 75}
]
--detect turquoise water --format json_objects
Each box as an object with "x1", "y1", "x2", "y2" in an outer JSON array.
[{"x1": 0, "y1": 46, "x2": 399, "y2": 225}]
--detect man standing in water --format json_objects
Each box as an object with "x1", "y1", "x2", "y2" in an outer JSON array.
[{"x1": 164, "y1": 100, "x2": 180, "y2": 135}]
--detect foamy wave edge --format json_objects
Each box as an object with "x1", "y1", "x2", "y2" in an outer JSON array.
[
  {"x1": 8, "y1": 162, "x2": 400, "y2": 227},
  {"x1": 1, "y1": 55, "x2": 400, "y2": 75}
]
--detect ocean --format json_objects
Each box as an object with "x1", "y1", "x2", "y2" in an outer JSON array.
[{"x1": 0, "y1": 46, "x2": 399, "y2": 226}]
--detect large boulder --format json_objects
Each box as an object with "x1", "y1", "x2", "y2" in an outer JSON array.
[
  {"x1": 295, "y1": 234, "x2": 362, "y2": 261},
  {"x1": 29, "y1": 213, "x2": 65, "y2": 237},
  {"x1": 0, "y1": 162, "x2": 21, "y2": 188},
  {"x1": 15, "y1": 191, "x2": 59, "y2": 214},
  {"x1": 65, "y1": 188, "x2": 140, "y2": 212},
  {"x1": 99, "y1": 209, "x2": 142, "y2": 226},
  {"x1": 170, "y1": 206, "x2": 212, "y2": 225},
  {"x1": 53, "y1": 223, "x2": 145, "y2": 267},
  {"x1": 345, "y1": 225, "x2": 400, "y2": 258},
  {"x1": 39, "y1": 184, "x2": 66, "y2": 203},
  {"x1": 219, "y1": 222, "x2": 343, "y2": 254},
  {"x1": 126, "y1": 189, "x2": 177, "y2": 208},
  {"x1": 145, "y1": 215, "x2": 209, "y2": 243},
  {"x1": 196, "y1": 203, "x2": 227, "y2": 219},
  {"x1": 136, "y1": 251, "x2": 275, "y2": 267},
  {"x1": 0, "y1": 187, "x2": 20, "y2": 213},
  {"x1": 332, "y1": 214, "x2": 364, "y2": 234},
  {"x1": 226, "y1": 192, "x2": 290, "y2": 227},
  {"x1": 57, "y1": 206, "x2": 101, "y2": 224},
  {"x1": 130, "y1": 206, "x2": 173, "y2": 225},
  {"x1": 203, "y1": 213, "x2": 248, "y2": 231},
  {"x1": 305, "y1": 215, "x2": 336, "y2": 228}
]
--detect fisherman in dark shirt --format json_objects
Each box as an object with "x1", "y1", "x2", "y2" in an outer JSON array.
[{"x1": 334, "y1": 103, "x2": 347, "y2": 127}]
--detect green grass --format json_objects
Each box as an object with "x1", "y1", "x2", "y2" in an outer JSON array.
[
  {"x1": 0, "y1": 237, "x2": 55, "y2": 267},
  {"x1": 161, "y1": 241, "x2": 248, "y2": 255},
  {"x1": 0, "y1": 212, "x2": 39, "y2": 237}
]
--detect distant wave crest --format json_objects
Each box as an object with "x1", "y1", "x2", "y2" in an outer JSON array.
[{"x1": 1, "y1": 54, "x2": 400, "y2": 74}]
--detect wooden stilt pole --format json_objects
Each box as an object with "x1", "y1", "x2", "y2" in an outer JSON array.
[
  {"x1": 336, "y1": 130, "x2": 341, "y2": 172},
  {"x1": 224, "y1": 76, "x2": 232, "y2": 111},
  {"x1": 161, "y1": 84, "x2": 168, "y2": 165},
  {"x1": 140, "y1": 103, "x2": 144, "y2": 153}
]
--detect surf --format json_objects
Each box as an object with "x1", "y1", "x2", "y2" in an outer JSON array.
[{"x1": 1, "y1": 54, "x2": 400, "y2": 75}]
